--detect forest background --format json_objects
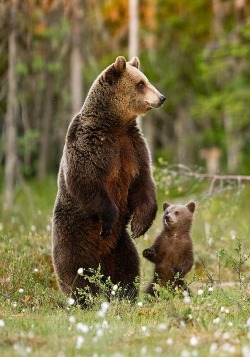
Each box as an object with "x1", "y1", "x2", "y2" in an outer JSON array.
[{"x1": 1, "y1": 0, "x2": 250, "y2": 209}]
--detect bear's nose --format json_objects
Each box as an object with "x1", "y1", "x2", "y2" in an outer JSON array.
[{"x1": 160, "y1": 95, "x2": 166, "y2": 104}]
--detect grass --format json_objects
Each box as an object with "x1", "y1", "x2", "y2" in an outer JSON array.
[{"x1": 1, "y1": 176, "x2": 250, "y2": 356}]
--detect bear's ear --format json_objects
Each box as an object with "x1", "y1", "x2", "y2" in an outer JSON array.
[
  {"x1": 104, "y1": 56, "x2": 126, "y2": 85},
  {"x1": 114, "y1": 56, "x2": 127, "y2": 72},
  {"x1": 163, "y1": 202, "x2": 170, "y2": 211},
  {"x1": 129, "y1": 57, "x2": 140, "y2": 69},
  {"x1": 186, "y1": 202, "x2": 195, "y2": 213}
]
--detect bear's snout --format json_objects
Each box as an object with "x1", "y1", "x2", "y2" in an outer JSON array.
[{"x1": 160, "y1": 95, "x2": 166, "y2": 105}]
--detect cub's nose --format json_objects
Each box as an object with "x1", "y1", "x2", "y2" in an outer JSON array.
[{"x1": 160, "y1": 95, "x2": 166, "y2": 104}]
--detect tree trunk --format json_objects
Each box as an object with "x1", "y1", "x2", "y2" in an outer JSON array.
[
  {"x1": 4, "y1": 0, "x2": 18, "y2": 209},
  {"x1": 70, "y1": 0, "x2": 83, "y2": 116},
  {"x1": 37, "y1": 79, "x2": 53, "y2": 180}
]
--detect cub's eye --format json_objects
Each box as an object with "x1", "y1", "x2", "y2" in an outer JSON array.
[
  {"x1": 175, "y1": 211, "x2": 179, "y2": 216},
  {"x1": 137, "y1": 81, "x2": 145, "y2": 89}
]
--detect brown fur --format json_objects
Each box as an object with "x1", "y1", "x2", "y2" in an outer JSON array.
[
  {"x1": 143, "y1": 201, "x2": 195, "y2": 296},
  {"x1": 52, "y1": 56, "x2": 165, "y2": 304}
]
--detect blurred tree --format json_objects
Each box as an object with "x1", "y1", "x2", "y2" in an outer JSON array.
[{"x1": 4, "y1": 0, "x2": 18, "y2": 209}]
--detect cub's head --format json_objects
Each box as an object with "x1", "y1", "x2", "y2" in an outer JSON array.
[
  {"x1": 101, "y1": 56, "x2": 166, "y2": 119},
  {"x1": 162, "y1": 202, "x2": 195, "y2": 232}
]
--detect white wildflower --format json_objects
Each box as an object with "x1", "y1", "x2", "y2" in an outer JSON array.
[
  {"x1": 0, "y1": 319, "x2": 5, "y2": 328},
  {"x1": 76, "y1": 335, "x2": 84, "y2": 349},
  {"x1": 67, "y1": 297, "x2": 75, "y2": 306},
  {"x1": 242, "y1": 345, "x2": 250, "y2": 357},
  {"x1": 141, "y1": 326, "x2": 147, "y2": 332},
  {"x1": 69, "y1": 316, "x2": 76, "y2": 324},
  {"x1": 221, "y1": 342, "x2": 236, "y2": 353},
  {"x1": 157, "y1": 323, "x2": 167, "y2": 331},
  {"x1": 76, "y1": 323, "x2": 89, "y2": 333},
  {"x1": 155, "y1": 347, "x2": 162, "y2": 353},
  {"x1": 213, "y1": 317, "x2": 220, "y2": 324},
  {"x1": 190, "y1": 336, "x2": 199, "y2": 346},
  {"x1": 140, "y1": 346, "x2": 147, "y2": 355},
  {"x1": 184, "y1": 295, "x2": 191, "y2": 304},
  {"x1": 19, "y1": 288, "x2": 24, "y2": 294},
  {"x1": 31, "y1": 225, "x2": 36, "y2": 232},
  {"x1": 137, "y1": 301, "x2": 143, "y2": 307},
  {"x1": 210, "y1": 342, "x2": 218, "y2": 354},
  {"x1": 208, "y1": 287, "x2": 214, "y2": 292},
  {"x1": 228, "y1": 322, "x2": 233, "y2": 327},
  {"x1": 197, "y1": 289, "x2": 203, "y2": 295},
  {"x1": 113, "y1": 284, "x2": 118, "y2": 291},
  {"x1": 166, "y1": 338, "x2": 173, "y2": 345},
  {"x1": 77, "y1": 268, "x2": 84, "y2": 275}
]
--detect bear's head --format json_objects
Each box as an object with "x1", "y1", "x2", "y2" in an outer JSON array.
[
  {"x1": 96, "y1": 56, "x2": 166, "y2": 121},
  {"x1": 162, "y1": 202, "x2": 195, "y2": 232}
]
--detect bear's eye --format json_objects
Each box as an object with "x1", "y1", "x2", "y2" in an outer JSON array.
[
  {"x1": 137, "y1": 80, "x2": 145, "y2": 89},
  {"x1": 175, "y1": 211, "x2": 179, "y2": 216}
]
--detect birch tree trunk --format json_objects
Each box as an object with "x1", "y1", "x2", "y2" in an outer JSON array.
[
  {"x1": 4, "y1": 0, "x2": 18, "y2": 209},
  {"x1": 70, "y1": 0, "x2": 83, "y2": 116}
]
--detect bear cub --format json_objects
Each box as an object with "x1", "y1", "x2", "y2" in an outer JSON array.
[{"x1": 143, "y1": 201, "x2": 195, "y2": 296}]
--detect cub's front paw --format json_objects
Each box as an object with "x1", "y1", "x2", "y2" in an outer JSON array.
[{"x1": 143, "y1": 248, "x2": 156, "y2": 259}]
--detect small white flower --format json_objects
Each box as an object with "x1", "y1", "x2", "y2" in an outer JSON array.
[
  {"x1": 197, "y1": 289, "x2": 203, "y2": 295},
  {"x1": 223, "y1": 332, "x2": 231, "y2": 340},
  {"x1": 0, "y1": 319, "x2": 5, "y2": 328},
  {"x1": 141, "y1": 326, "x2": 147, "y2": 332},
  {"x1": 190, "y1": 336, "x2": 199, "y2": 346},
  {"x1": 225, "y1": 309, "x2": 229, "y2": 314},
  {"x1": 220, "y1": 306, "x2": 225, "y2": 312},
  {"x1": 111, "y1": 290, "x2": 116, "y2": 296},
  {"x1": 155, "y1": 347, "x2": 162, "y2": 353},
  {"x1": 69, "y1": 316, "x2": 76, "y2": 324},
  {"x1": 166, "y1": 338, "x2": 173, "y2": 345},
  {"x1": 76, "y1": 335, "x2": 84, "y2": 349},
  {"x1": 12, "y1": 302, "x2": 18, "y2": 308},
  {"x1": 213, "y1": 317, "x2": 220, "y2": 324},
  {"x1": 228, "y1": 321, "x2": 233, "y2": 327},
  {"x1": 140, "y1": 346, "x2": 147, "y2": 354},
  {"x1": 222, "y1": 342, "x2": 236, "y2": 353},
  {"x1": 67, "y1": 297, "x2": 75, "y2": 306},
  {"x1": 137, "y1": 301, "x2": 143, "y2": 307},
  {"x1": 242, "y1": 345, "x2": 250, "y2": 357},
  {"x1": 184, "y1": 296, "x2": 191, "y2": 304},
  {"x1": 246, "y1": 318, "x2": 250, "y2": 327},
  {"x1": 31, "y1": 225, "x2": 36, "y2": 232},
  {"x1": 113, "y1": 284, "x2": 118, "y2": 291},
  {"x1": 188, "y1": 314, "x2": 193, "y2": 320},
  {"x1": 19, "y1": 288, "x2": 24, "y2": 294},
  {"x1": 208, "y1": 287, "x2": 214, "y2": 292},
  {"x1": 102, "y1": 320, "x2": 109, "y2": 329},
  {"x1": 77, "y1": 268, "x2": 84, "y2": 275},
  {"x1": 34, "y1": 268, "x2": 39, "y2": 273},
  {"x1": 96, "y1": 328, "x2": 103, "y2": 338},
  {"x1": 76, "y1": 323, "x2": 89, "y2": 333},
  {"x1": 157, "y1": 323, "x2": 167, "y2": 331},
  {"x1": 210, "y1": 343, "x2": 218, "y2": 354}
]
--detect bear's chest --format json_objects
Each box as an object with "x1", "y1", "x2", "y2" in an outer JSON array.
[{"x1": 105, "y1": 135, "x2": 139, "y2": 202}]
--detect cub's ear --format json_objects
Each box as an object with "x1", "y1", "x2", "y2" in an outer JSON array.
[
  {"x1": 114, "y1": 56, "x2": 127, "y2": 72},
  {"x1": 186, "y1": 202, "x2": 195, "y2": 213},
  {"x1": 129, "y1": 57, "x2": 140, "y2": 69},
  {"x1": 163, "y1": 202, "x2": 170, "y2": 211},
  {"x1": 104, "y1": 56, "x2": 126, "y2": 85}
]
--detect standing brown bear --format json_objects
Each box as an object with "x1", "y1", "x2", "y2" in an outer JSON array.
[
  {"x1": 143, "y1": 201, "x2": 195, "y2": 296},
  {"x1": 52, "y1": 56, "x2": 166, "y2": 304}
]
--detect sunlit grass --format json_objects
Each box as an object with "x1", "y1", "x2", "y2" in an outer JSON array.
[{"x1": 1, "y1": 177, "x2": 250, "y2": 356}]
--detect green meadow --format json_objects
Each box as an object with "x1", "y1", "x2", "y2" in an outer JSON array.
[{"x1": 1, "y1": 175, "x2": 250, "y2": 356}]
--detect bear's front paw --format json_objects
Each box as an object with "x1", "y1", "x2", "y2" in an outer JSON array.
[{"x1": 143, "y1": 248, "x2": 156, "y2": 260}]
